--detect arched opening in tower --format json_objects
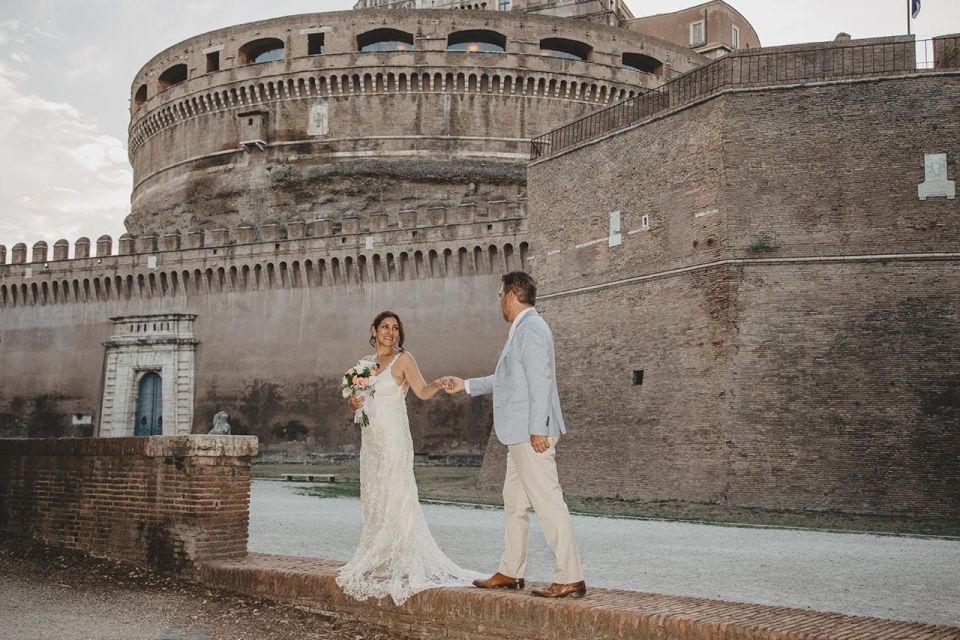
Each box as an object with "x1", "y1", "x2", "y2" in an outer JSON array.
[
  {"x1": 157, "y1": 64, "x2": 187, "y2": 91},
  {"x1": 539, "y1": 37, "x2": 592, "y2": 61},
  {"x1": 622, "y1": 52, "x2": 664, "y2": 76},
  {"x1": 357, "y1": 28, "x2": 414, "y2": 52},
  {"x1": 238, "y1": 38, "x2": 285, "y2": 64},
  {"x1": 134, "y1": 84, "x2": 148, "y2": 107},
  {"x1": 447, "y1": 29, "x2": 507, "y2": 52}
]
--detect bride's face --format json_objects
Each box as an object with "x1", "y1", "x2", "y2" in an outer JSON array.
[{"x1": 373, "y1": 317, "x2": 401, "y2": 350}]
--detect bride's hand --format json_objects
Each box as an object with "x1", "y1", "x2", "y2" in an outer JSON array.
[{"x1": 348, "y1": 394, "x2": 365, "y2": 411}]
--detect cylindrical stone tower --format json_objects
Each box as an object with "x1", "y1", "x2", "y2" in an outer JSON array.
[{"x1": 126, "y1": 9, "x2": 703, "y2": 235}]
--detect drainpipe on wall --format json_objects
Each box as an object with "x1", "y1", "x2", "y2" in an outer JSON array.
[{"x1": 703, "y1": 7, "x2": 709, "y2": 47}]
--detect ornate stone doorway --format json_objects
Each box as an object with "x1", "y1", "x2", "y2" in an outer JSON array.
[{"x1": 99, "y1": 314, "x2": 198, "y2": 437}]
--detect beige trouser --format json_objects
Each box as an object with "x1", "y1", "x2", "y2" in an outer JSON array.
[{"x1": 497, "y1": 436, "x2": 584, "y2": 584}]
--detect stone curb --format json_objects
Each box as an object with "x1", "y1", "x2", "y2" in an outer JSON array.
[{"x1": 200, "y1": 552, "x2": 960, "y2": 640}]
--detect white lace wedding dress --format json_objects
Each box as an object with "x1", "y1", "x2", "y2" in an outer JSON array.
[{"x1": 336, "y1": 356, "x2": 484, "y2": 605}]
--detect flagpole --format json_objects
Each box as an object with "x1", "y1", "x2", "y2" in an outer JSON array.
[{"x1": 908, "y1": 0, "x2": 912, "y2": 35}]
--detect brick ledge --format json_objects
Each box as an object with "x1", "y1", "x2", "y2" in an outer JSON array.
[{"x1": 199, "y1": 553, "x2": 959, "y2": 640}]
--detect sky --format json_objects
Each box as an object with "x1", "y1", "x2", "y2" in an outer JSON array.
[{"x1": 0, "y1": 0, "x2": 957, "y2": 252}]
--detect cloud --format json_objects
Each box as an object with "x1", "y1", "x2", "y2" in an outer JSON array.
[
  {"x1": 0, "y1": 33, "x2": 130, "y2": 255},
  {"x1": 0, "y1": 20, "x2": 19, "y2": 45}
]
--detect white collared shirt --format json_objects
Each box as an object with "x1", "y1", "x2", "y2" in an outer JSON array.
[{"x1": 466, "y1": 306, "x2": 534, "y2": 395}]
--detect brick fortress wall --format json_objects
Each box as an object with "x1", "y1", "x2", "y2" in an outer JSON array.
[
  {"x1": 0, "y1": 206, "x2": 524, "y2": 458},
  {"x1": 501, "y1": 67, "x2": 960, "y2": 516},
  {"x1": 0, "y1": 435, "x2": 258, "y2": 572}
]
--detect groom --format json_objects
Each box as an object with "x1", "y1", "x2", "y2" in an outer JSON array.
[{"x1": 441, "y1": 272, "x2": 585, "y2": 598}]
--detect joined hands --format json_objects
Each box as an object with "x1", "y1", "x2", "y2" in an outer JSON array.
[{"x1": 434, "y1": 376, "x2": 465, "y2": 395}]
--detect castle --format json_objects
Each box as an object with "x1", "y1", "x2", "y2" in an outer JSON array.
[{"x1": 0, "y1": 1, "x2": 957, "y2": 517}]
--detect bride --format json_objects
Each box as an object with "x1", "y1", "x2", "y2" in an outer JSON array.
[{"x1": 337, "y1": 310, "x2": 483, "y2": 605}]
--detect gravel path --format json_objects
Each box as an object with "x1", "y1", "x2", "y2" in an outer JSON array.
[
  {"x1": 0, "y1": 540, "x2": 412, "y2": 640},
  {"x1": 250, "y1": 479, "x2": 960, "y2": 626}
]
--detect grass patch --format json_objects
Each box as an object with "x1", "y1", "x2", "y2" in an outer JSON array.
[
  {"x1": 255, "y1": 463, "x2": 960, "y2": 538},
  {"x1": 297, "y1": 483, "x2": 361, "y2": 499}
]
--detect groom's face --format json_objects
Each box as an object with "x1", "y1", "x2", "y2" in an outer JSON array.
[{"x1": 498, "y1": 286, "x2": 510, "y2": 322}]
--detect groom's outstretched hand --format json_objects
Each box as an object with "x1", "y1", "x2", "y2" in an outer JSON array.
[{"x1": 438, "y1": 376, "x2": 465, "y2": 395}]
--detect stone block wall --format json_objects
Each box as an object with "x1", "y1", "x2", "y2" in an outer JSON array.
[
  {"x1": 503, "y1": 71, "x2": 960, "y2": 516},
  {"x1": 0, "y1": 215, "x2": 519, "y2": 456},
  {"x1": 125, "y1": 8, "x2": 704, "y2": 234},
  {"x1": 0, "y1": 435, "x2": 258, "y2": 571}
]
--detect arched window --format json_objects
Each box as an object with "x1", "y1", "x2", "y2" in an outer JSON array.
[
  {"x1": 539, "y1": 38, "x2": 592, "y2": 61},
  {"x1": 357, "y1": 28, "x2": 414, "y2": 52},
  {"x1": 239, "y1": 38, "x2": 285, "y2": 65},
  {"x1": 134, "y1": 84, "x2": 148, "y2": 107},
  {"x1": 622, "y1": 52, "x2": 664, "y2": 75},
  {"x1": 158, "y1": 64, "x2": 187, "y2": 90},
  {"x1": 447, "y1": 30, "x2": 506, "y2": 52}
]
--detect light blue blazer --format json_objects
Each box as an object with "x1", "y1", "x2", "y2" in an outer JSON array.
[{"x1": 467, "y1": 309, "x2": 566, "y2": 446}]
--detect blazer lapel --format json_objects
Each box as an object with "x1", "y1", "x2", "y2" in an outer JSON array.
[{"x1": 496, "y1": 309, "x2": 537, "y2": 368}]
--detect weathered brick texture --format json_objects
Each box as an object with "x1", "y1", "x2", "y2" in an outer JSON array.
[
  {"x1": 498, "y1": 72, "x2": 960, "y2": 516},
  {"x1": 0, "y1": 435, "x2": 258, "y2": 571},
  {"x1": 200, "y1": 553, "x2": 960, "y2": 640}
]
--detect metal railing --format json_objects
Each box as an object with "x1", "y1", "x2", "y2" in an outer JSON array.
[{"x1": 531, "y1": 35, "x2": 960, "y2": 160}]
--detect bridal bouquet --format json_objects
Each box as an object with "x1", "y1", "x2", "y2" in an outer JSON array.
[{"x1": 341, "y1": 360, "x2": 378, "y2": 427}]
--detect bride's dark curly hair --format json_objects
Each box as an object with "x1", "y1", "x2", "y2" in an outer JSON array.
[{"x1": 369, "y1": 310, "x2": 405, "y2": 352}]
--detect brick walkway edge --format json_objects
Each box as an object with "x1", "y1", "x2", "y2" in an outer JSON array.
[{"x1": 199, "y1": 553, "x2": 959, "y2": 640}]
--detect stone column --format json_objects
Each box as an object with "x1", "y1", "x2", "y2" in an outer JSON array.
[
  {"x1": 118, "y1": 235, "x2": 136, "y2": 255},
  {"x1": 309, "y1": 218, "x2": 332, "y2": 237},
  {"x1": 260, "y1": 224, "x2": 281, "y2": 242},
  {"x1": 236, "y1": 226, "x2": 255, "y2": 244},
  {"x1": 31, "y1": 241, "x2": 48, "y2": 263},
  {"x1": 211, "y1": 229, "x2": 229, "y2": 245},
  {"x1": 11, "y1": 244, "x2": 26, "y2": 264},
  {"x1": 186, "y1": 231, "x2": 204, "y2": 249},
  {"x1": 137, "y1": 235, "x2": 158, "y2": 253},
  {"x1": 53, "y1": 240, "x2": 70, "y2": 261},
  {"x1": 399, "y1": 210, "x2": 418, "y2": 228},
  {"x1": 162, "y1": 232, "x2": 182, "y2": 251},
  {"x1": 96, "y1": 235, "x2": 113, "y2": 257},
  {"x1": 286, "y1": 220, "x2": 306, "y2": 239},
  {"x1": 341, "y1": 215, "x2": 360, "y2": 235}
]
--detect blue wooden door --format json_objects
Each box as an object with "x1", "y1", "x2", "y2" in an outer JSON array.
[{"x1": 135, "y1": 372, "x2": 163, "y2": 436}]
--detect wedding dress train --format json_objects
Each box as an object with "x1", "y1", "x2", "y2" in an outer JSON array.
[{"x1": 336, "y1": 356, "x2": 483, "y2": 605}]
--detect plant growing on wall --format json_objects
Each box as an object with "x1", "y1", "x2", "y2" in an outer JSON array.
[{"x1": 748, "y1": 232, "x2": 776, "y2": 254}]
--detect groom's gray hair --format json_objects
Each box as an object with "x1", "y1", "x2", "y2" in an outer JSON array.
[{"x1": 502, "y1": 272, "x2": 537, "y2": 306}]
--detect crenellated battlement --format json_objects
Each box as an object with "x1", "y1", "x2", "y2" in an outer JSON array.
[
  {"x1": 0, "y1": 201, "x2": 529, "y2": 309},
  {"x1": 1, "y1": 199, "x2": 524, "y2": 266}
]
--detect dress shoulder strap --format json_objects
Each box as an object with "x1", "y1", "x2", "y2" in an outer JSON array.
[{"x1": 382, "y1": 353, "x2": 402, "y2": 373}]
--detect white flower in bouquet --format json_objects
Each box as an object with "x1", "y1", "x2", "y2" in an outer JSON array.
[{"x1": 340, "y1": 360, "x2": 379, "y2": 427}]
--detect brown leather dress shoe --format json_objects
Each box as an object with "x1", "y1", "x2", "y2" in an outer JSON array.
[
  {"x1": 472, "y1": 572, "x2": 525, "y2": 590},
  {"x1": 531, "y1": 581, "x2": 587, "y2": 598}
]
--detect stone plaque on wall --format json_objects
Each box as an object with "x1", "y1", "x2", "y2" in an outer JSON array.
[
  {"x1": 308, "y1": 103, "x2": 329, "y2": 136},
  {"x1": 918, "y1": 153, "x2": 956, "y2": 200}
]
